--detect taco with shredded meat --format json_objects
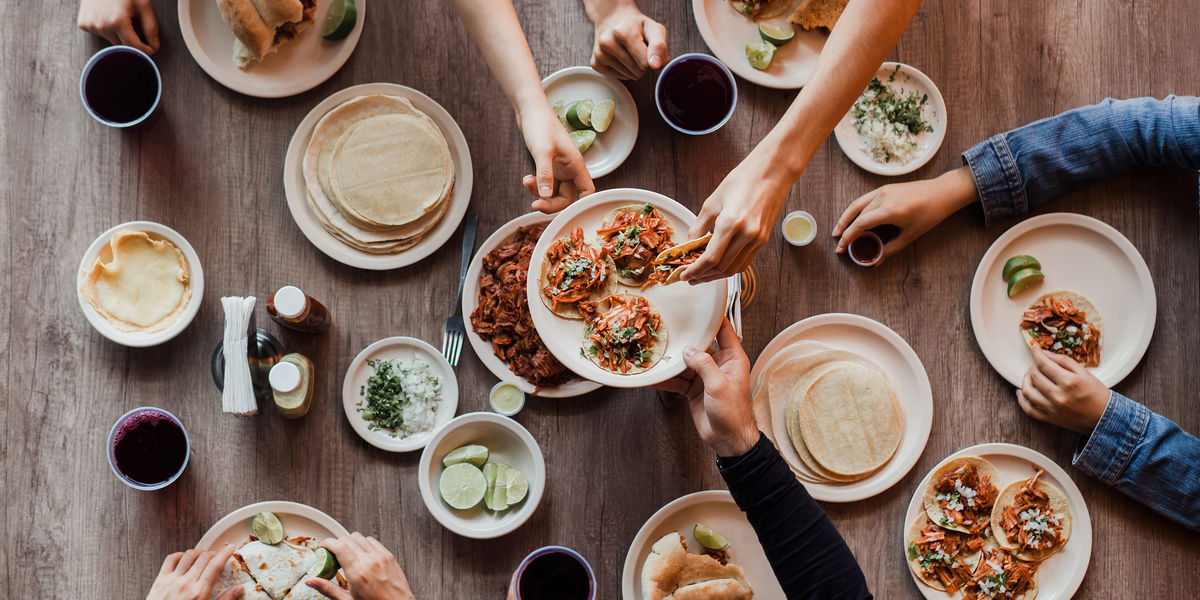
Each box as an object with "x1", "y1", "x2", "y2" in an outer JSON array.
[
  {"x1": 923, "y1": 457, "x2": 1002, "y2": 535},
  {"x1": 963, "y1": 546, "x2": 1038, "y2": 600},
  {"x1": 991, "y1": 467, "x2": 1072, "y2": 562},
  {"x1": 540, "y1": 227, "x2": 618, "y2": 319},
  {"x1": 596, "y1": 203, "x2": 679, "y2": 286},
  {"x1": 906, "y1": 513, "x2": 986, "y2": 593},
  {"x1": 578, "y1": 294, "x2": 668, "y2": 375},
  {"x1": 1019, "y1": 291, "x2": 1102, "y2": 366},
  {"x1": 653, "y1": 233, "x2": 712, "y2": 285}
]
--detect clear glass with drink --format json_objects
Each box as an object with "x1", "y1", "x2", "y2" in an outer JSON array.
[
  {"x1": 107, "y1": 407, "x2": 190, "y2": 490},
  {"x1": 655, "y1": 53, "x2": 738, "y2": 135},
  {"x1": 509, "y1": 546, "x2": 595, "y2": 600},
  {"x1": 79, "y1": 46, "x2": 162, "y2": 129}
]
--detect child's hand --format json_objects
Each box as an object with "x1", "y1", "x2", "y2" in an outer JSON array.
[
  {"x1": 519, "y1": 107, "x2": 594, "y2": 213},
  {"x1": 78, "y1": 0, "x2": 160, "y2": 55},
  {"x1": 1017, "y1": 344, "x2": 1111, "y2": 434}
]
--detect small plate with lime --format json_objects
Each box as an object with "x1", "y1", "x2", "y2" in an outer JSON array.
[{"x1": 542, "y1": 66, "x2": 639, "y2": 179}]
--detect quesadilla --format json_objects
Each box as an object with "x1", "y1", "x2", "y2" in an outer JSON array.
[
  {"x1": 653, "y1": 233, "x2": 711, "y2": 285},
  {"x1": 905, "y1": 514, "x2": 985, "y2": 593},
  {"x1": 923, "y1": 457, "x2": 1001, "y2": 535},
  {"x1": 211, "y1": 556, "x2": 272, "y2": 600},
  {"x1": 1019, "y1": 291, "x2": 1102, "y2": 366},
  {"x1": 235, "y1": 539, "x2": 317, "y2": 600},
  {"x1": 641, "y1": 533, "x2": 753, "y2": 600},
  {"x1": 217, "y1": 0, "x2": 316, "y2": 68},
  {"x1": 595, "y1": 203, "x2": 678, "y2": 286},
  {"x1": 540, "y1": 227, "x2": 618, "y2": 319},
  {"x1": 991, "y1": 468, "x2": 1072, "y2": 561},
  {"x1": 579, "y1": 294, "x2": 668, "y2": 375}
]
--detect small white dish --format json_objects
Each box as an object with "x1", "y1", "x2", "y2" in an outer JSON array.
[
  {"x1": 341, "y1": 336, "x2": 460, "y2": 452},
  {"x1": 691, "y1": 0, "x2": 827, "y2": 89},
  {"x1": 970, "y1": 213, "x2": 1156, "y2": 388},
  {"x1": 541, "y1": 66, "x2": 639, "y2": 179},
  {"x1": 489, "y1": 382, "x2": 525, "y2": 416},
  {"x1": 177, "y1": 0, "x2": 365, "y2": 98},
  {"x1": 833, "y1": 62, "x2": 947, "y2": 176},
  {"x1": 418, "y1": 412, "x2": 545, "y2": 539},
  {"x1": 904, "y1": 443, "x2": 1092, "y2": 600},
  {"x1": 77, "y1": 221, "x2": 204, "y2": 347},
  {"x1": 196, "y1": 500, "x2": 351, "y2": 550}
]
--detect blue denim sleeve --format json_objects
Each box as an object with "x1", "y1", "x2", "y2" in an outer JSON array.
[
  {"x1": 961, "y1": 96, "x2": 1200, "y2": 227},
  {"x1": 1072, "y1": 391, "x2": 1200, "y2": 531}
]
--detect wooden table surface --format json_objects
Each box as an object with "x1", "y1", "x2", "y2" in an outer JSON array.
[{"x1": 3, "y1": 0, "x2": 1198, "y2": 597}]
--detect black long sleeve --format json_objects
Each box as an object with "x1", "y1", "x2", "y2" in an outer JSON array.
[{"x1": 717, "y1": 433, "x2": 872, "y2": 600}]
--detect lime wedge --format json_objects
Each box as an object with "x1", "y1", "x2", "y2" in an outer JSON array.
[
  {"x1": 439, "y1": 463, "x2": 487, "y2": 510},
  {"x1": 487, "y1": 462, "x2": 511, "y2": 511},
  {"x1": 1007, "y1": 267, "x2": 1044, "y2": 298},
  {"x1": 310, "y1": 548, "x2": 339, "y2": 579},
  {"x1": 569, "y1": 130, "x2": 597, "y2": 154},
  {"x1": 693, "y1": 523, "x2": 729, "y2": 550},
  {"x1": 505, "y1": 468, "x2": 528, "y2": 505},
  {"x1": 565, "y1": 99, "x2": 595, "y2": 129},
  {"x1": 759, "y1": 24, "x2": 795, "y2": 46},
  {"x1": 1002, "y1": 255, "x2": 1041, "y2": 282},
  {"x1": 482, "y1": 462, "x2": 499, "y2": 499},
  {"x1": 321, "y1": 0, "x2": 358, "y2": 41},
  {"x1": 443, "y1": 444, "x2": 490, "y2": 468},
  {"x1": 552, "y1": 100, "x2": 574, "y2": 131},
  {"x1": 252, "y1": 511, "x2": 284, "y2": 545},
  {"x1": 745, "y1": 41, "x2": 776, "y2": 70},
  {"x1": 589, "y1": 99, "x2": 615, "y2": 133}
]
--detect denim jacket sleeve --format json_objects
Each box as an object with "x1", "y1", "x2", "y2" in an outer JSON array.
[
  {"x1": 1072, "y1": 391, "x2": 1200, "y2": 531},
  {"x1": 961, "y1": 96, "x2": 1200, "y2": 227}
]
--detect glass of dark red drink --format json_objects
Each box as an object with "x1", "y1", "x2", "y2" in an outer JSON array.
[
  {"x1": 849, "y1": 231, "x2": 884, "y2": 266},
  {"x1": 511, "y1": 546, "x2": 595, "y2": 600},
  {"x1": 655, "y1": 53, "x2": 738, "y2": 135},
  {"x1": 107, "y1": 407, "x2": 190, "y2": 490},
  {"x1": 79, "y1": 46, "x2": 162, "y2": 129}
]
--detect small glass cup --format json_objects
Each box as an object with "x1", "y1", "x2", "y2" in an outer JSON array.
[
  {"x1": 490, "y1": 382, "x2": 526, "y2": 417},
  {"x1": 782, "y1": 211, "x2": 817, "y2": 246},
  {"x1": 848, "y1": 231, "x2": 884, "y2": 266},
  {"x1": 510, "y1": 546, "x2": 596, "y2": 600},
  {"x1": 107, "y1": 407, "x2": 190, "y2": 491},
  {"x1": 79, "y1": 45, "x2": 162, "y2": 129},
  {"x1": 655, "y1": 53, "x2": 738, "y2": 135}
]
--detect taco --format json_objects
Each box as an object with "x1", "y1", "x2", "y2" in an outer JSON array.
[
  {"x1": 578, "y1": 294, "x2": 668, "y2": 375},
  {"x1": 991, "y1": 468, "x2": 1072, "y2": 562},
  {"x1": 595, "y1": 203, "x2": 678, "y2": 286},
  {"x1": 923, "y1": 457, "x2": 1001, "y2": 535},
  {"x1": 963, "y1": 546, "x2": 1038, "y2": 600},
  {"x1": 540, "y1": 227, "x2": 618, "y2": 319},
  {"x1": 1019, "y1": 291, "x2": 1102, "y2": 366},
  {"x1": 729, "y1": 0, "x2": 795, "y2": 20},
  {"x1": 905, "y1": 513, "x2": 985, "y2": 593},
  {"x1": 653, "y1": 233, "x2": 712, "y2": 285}
]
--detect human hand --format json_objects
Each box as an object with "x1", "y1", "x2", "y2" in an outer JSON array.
[
  {"x1": 78, "y1": 0, "x2": 160, "y2": 55},
  {"x1": 588, "y1": 2, "x2": 668, "y2": 80},
  {"x1": 519, "y1": 106, "x2": 595, "y2": 213},
  {"x1": 146, "y1": 545, "x2": 240, "y2": 600},
  {"x1": 653, "y1": 319, "x2": 759, "y2": 457},
  {"x1": 308, "y1": 533, "x2": 415, "y2": 600},
  {"x1": 833, "y1": 166, "x2": 979, "y2": 265},
  {"x1": 1017, "y1": 344, "x2": 1111, "y2": 435}
]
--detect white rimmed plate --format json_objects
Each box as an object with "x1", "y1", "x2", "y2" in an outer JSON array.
[
  {"x1": 691, "y1": 0, "x2": 826, "y2": 89},
  {"x1": 748, "y1": 313, "x2": 933, "y2": 502},
  {"x1": 341, "y1": 336, "x2": 459, "y2": 452},
  {"x1": 463, "y1": 212, "x2": 602, "y2": 398},
  {"x1": 196, "y1": 500, "x2": 351, "y2": 549},
  {"x1": 833, "y1": 62, "x2": 947, "y2": 176},
  {"x1": 526, "y1": 189, "x2": 727, "y2": 388},
  {"x1": 282, "y1": 83, "x2": 473, "y2": 270},
  {"x1": 417, "y1": 412, "x2": 545, "y2": 539},
  {"x1": 621, "y1": 491, "x2": 786, "y2": 600},
  {"x1": 541, "y1": 67, "x2": 639, "y2": 178},
  {"x1": 969, "y1": 213, "x2": 1156, "y2": 388},
  {"x1": 77, "y1": 221, "x2": 204, "y2": 347},
  {"x1": 903, "y1": 443, "x2": 1092, "y2": 600},
  {"x1": 178, "y1": 0, "x2": 365, "y2": 98}
]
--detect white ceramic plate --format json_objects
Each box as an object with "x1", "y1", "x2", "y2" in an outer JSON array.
[
  {"x1": 621, "y1": 491, "x2": 786, "y2": 600},
  {"x1": 341, "y1": 336, "x2": 460, "y2": 452},
  {"x1": 462, "y1": 212, "x2": 603, "y2": 398},
  {"x1": 691, "y1": 0, "x2": 826, "y2": 89},
  {"x1": 196, "y1": 500, "x2": 351, "y2": 549},
  {"x1": 833, "y1": 62, "x2": 947, "y2": 176},
  {"x1": 748, "y1": 313, "x2": 933, "y2": 502},
  {"x1": 526, "y1": 189, "x2": 727, "y2": 388},
  {"x1": 904, "y1": 443, "x2": 1092, "y2": 600},
  {"x1": 282, "y1": 83, "x2": 473, "y2": 270},
  {"x1": 417, "y1": 412, "x2": 545, "y2": 539},
  {"x1": 542, "y1": 67, "x2": 639, "y2": 179},
  {"x1": 969, "y1": 213, "x2": 1156, "y2": 388},
  {"x1": 77, "y1": 221, "x2": 204, "y2": 347},
  {"x1": 178, "y1": 0, "x2": 365, "y2": 98}
]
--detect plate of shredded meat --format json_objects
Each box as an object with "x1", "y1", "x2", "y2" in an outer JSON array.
[{"x1": 465, "y1": 213, "x2": 602, "y2": 398}]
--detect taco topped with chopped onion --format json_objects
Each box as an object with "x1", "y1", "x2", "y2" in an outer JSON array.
[
  {"x1": 991, "y1": 467, "x2": 1072, "y2": 562},
  {"x1": 578, "y1": 294, "x2": 667, "y2": 375},
  {"x1": 1020, "y1": 291, "x2": 1102, "y2": 366},
  {"x1": 906, "y1": 513, "x2": 986, "y2": 593},
  {"x1": 963, "y1": 547, "x2": 1038, "y2": 600},
  {"x1": 653, "y1": 233, "x2": 711, "y2": 285},
  {"x1": 540, "y1": 227, "x2": 617, "y2": 319},
  {"x1": 595, "y1": 203, "x2": 678, "y2": 286},
  {"x1": 923, "y1": 457, "x2": 1001, "y2": 535}
]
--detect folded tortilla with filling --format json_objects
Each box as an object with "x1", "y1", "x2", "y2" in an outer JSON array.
[{"x1": 236, "y1": 541, "x2": 316, "y2": 600}]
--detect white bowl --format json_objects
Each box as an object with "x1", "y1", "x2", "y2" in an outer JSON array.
[
  {"x1": 418, "y1": 413, "x2": 545, "y2": 539},
  {"x1": 77, "y1": 221, "x2": 204, "y2": 347}
]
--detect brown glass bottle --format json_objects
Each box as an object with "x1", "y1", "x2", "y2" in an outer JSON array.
[{"x1": 267, "y1": 286, "x2": 330, "y2": 334}]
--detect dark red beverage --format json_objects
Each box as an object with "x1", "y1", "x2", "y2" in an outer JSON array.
[
  {"x1": 849, "y1": 232, "x2": 883, "y2": 266},
  {"x1": 108, "y1": 408, "x2": 189, "y2": 489},
  {"x1": 81, "y1": 47, "x2": 161, "y2": 127},
  {"x1": 515, "y1": 547, "x2": 594, "y2": 600},
  {"x1": 656, "y1": 54, "x2": 737, "y2": 134}
]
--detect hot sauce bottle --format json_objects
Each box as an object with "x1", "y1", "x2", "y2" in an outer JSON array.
[{"x1": 267, "y1": 285, "x2": 330, "y2": 334}]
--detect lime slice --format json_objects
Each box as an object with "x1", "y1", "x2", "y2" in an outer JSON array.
[
  {"x1": 1002, "y1": 255, "x2": 1041, "y2": 282},
  {"x1": 589, "y1": 99, "x2": 615, "y2": 133},
  {"x1": 482, "y1": 462, "x2": 499, "y2": 500},
  {"x1": 443, "y1": 444, "x2": 490, "y2": 468},
  {"x1": 759, "y1": 24, "x2": 795, "y2": 46},
  {"x1": 745, "y1": 41, "x2": 776, "y2": 70},
  {"x1": 693, "y1": 523, "x2": 729, "y2": 550},
  {"x1": 565, "y1": 99, "x2": 595, "y2": 129},
  {"x1": 1007, "y1": 267, "x2": 1044, "y2": 298},
  {"x1": 310, "y1": 548, "x2": 339, "y2": 579},
  {"x1": 505, "y1": 468, "x2": 528, "y2": 505},
  {"x1": 252, "y1": 511, "x2": 284, "y2": 545},
  {"x1": 552, "y1": 100, "x2": 574, "y2": 131},
  {"x1": 569, "y1": 130, "x2": 597, "y2": 154},
  {"x1": 321, "y1": 0, "x2": 358, "y2": 41},
  {"x1": 487, "y1": 463, "x2": 510, "y2": 511},
  {"x1": 439, "y1": 463, "x2": 487, "y2": 510}
]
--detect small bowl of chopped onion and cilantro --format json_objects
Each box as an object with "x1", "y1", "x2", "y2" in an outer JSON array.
[{"x1": 833, "y1": 62, "x2": 947, "y2": 177}]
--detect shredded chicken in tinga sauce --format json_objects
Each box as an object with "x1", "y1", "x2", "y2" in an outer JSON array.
[
  {"x1": 1020, "y1": 297, "x2": 1100, "y2": 366},
  {"x1": 579, "y1": 295, "x2": 661, "y2": 373},
  {"x1": 1000, "y1": 468, "x2": 1065, "y2": 555},
  {"x1": 909, "y1": 521, "x2": 985, "y2": 593},
  {"x1": 542, "y1": 227, "x2": 611, "y2": 313},
  {"x1": 657, "y1": 246, "x2": 704, "y2": 269},
  {"x1": 596, "y1": 203, "x2": 676, "y2": 286},
  {"x1": 933, "y1": 465, "x2": 998, "y2": 534},
  {"x1": 963, "y1": 548, "x2": 1037, "y2": 600}
]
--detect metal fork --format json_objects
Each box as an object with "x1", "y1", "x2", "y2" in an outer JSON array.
[{"x1": 443, "y1": 212, "x2": 479, "y2": 366}]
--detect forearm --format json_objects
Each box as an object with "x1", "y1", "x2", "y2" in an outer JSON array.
[
  {"x1": 449, "y1": 0, "x2": 550, "y2": 128},
  {"x1": 582, "y1": 0, "x2": 637, "y2": 26}
]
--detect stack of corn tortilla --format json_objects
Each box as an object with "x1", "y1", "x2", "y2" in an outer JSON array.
[
  {"x1": 303, "y1": 95, "x2": 453, "y2": 254},
  {"x1": 751, "y1": 340, "x2": 904, "y2": 483}
]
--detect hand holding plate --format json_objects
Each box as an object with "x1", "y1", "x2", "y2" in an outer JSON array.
[
  {"x1": 1017, "y1": 344, "x2": 1111, "y2": 435},
  {"x1": 587, "y1": 1, "x2": 668, "y2": 80},
  {"x1": 78, "y1": 0, "x2": 159, "y2": 55}
]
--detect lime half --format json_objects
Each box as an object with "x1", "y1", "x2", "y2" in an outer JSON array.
[
  {"x1": 311, "y1": 548, "x2": 339, "y2": 579},
  {"x1": 589, "y1": 99, "x2": 615, "y2": 133},
  {"x1": 440, "y1": 463, "x2": 487, "y2": 510},
  {"x1": 1007, "y1": 267, "x2": 1044, "y2": 298},
  {"x1": 252, "y1": 511, "x2": 284, "y2": 545},
  {"x1": 1002, "y1": 255, "x2": 1041, "y2": 281},
  {"x1": 746, "y1": 41, "x2": 776, "y2": 70},
  {"x1": 759, "y1": 24, "x2": 796, "y2": 46},
  {"x1": 566, "y1": 99, "x2": 595, "y2": 129},
  {"x1": 322, "y1": 0, "x2": 358, "y2": 41},
  {"x1": 693, "y1": 523, "x2": 729, "y2": 550},
  {"x1": 570, "y1": 130, "x2": 597, "y2": 154},
  {"x1": 505, "y1": 468, "x2": 528, "y2": 505},
  {"x1": 443, "y1": 444, "x2": 490, "y2": 468}
]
